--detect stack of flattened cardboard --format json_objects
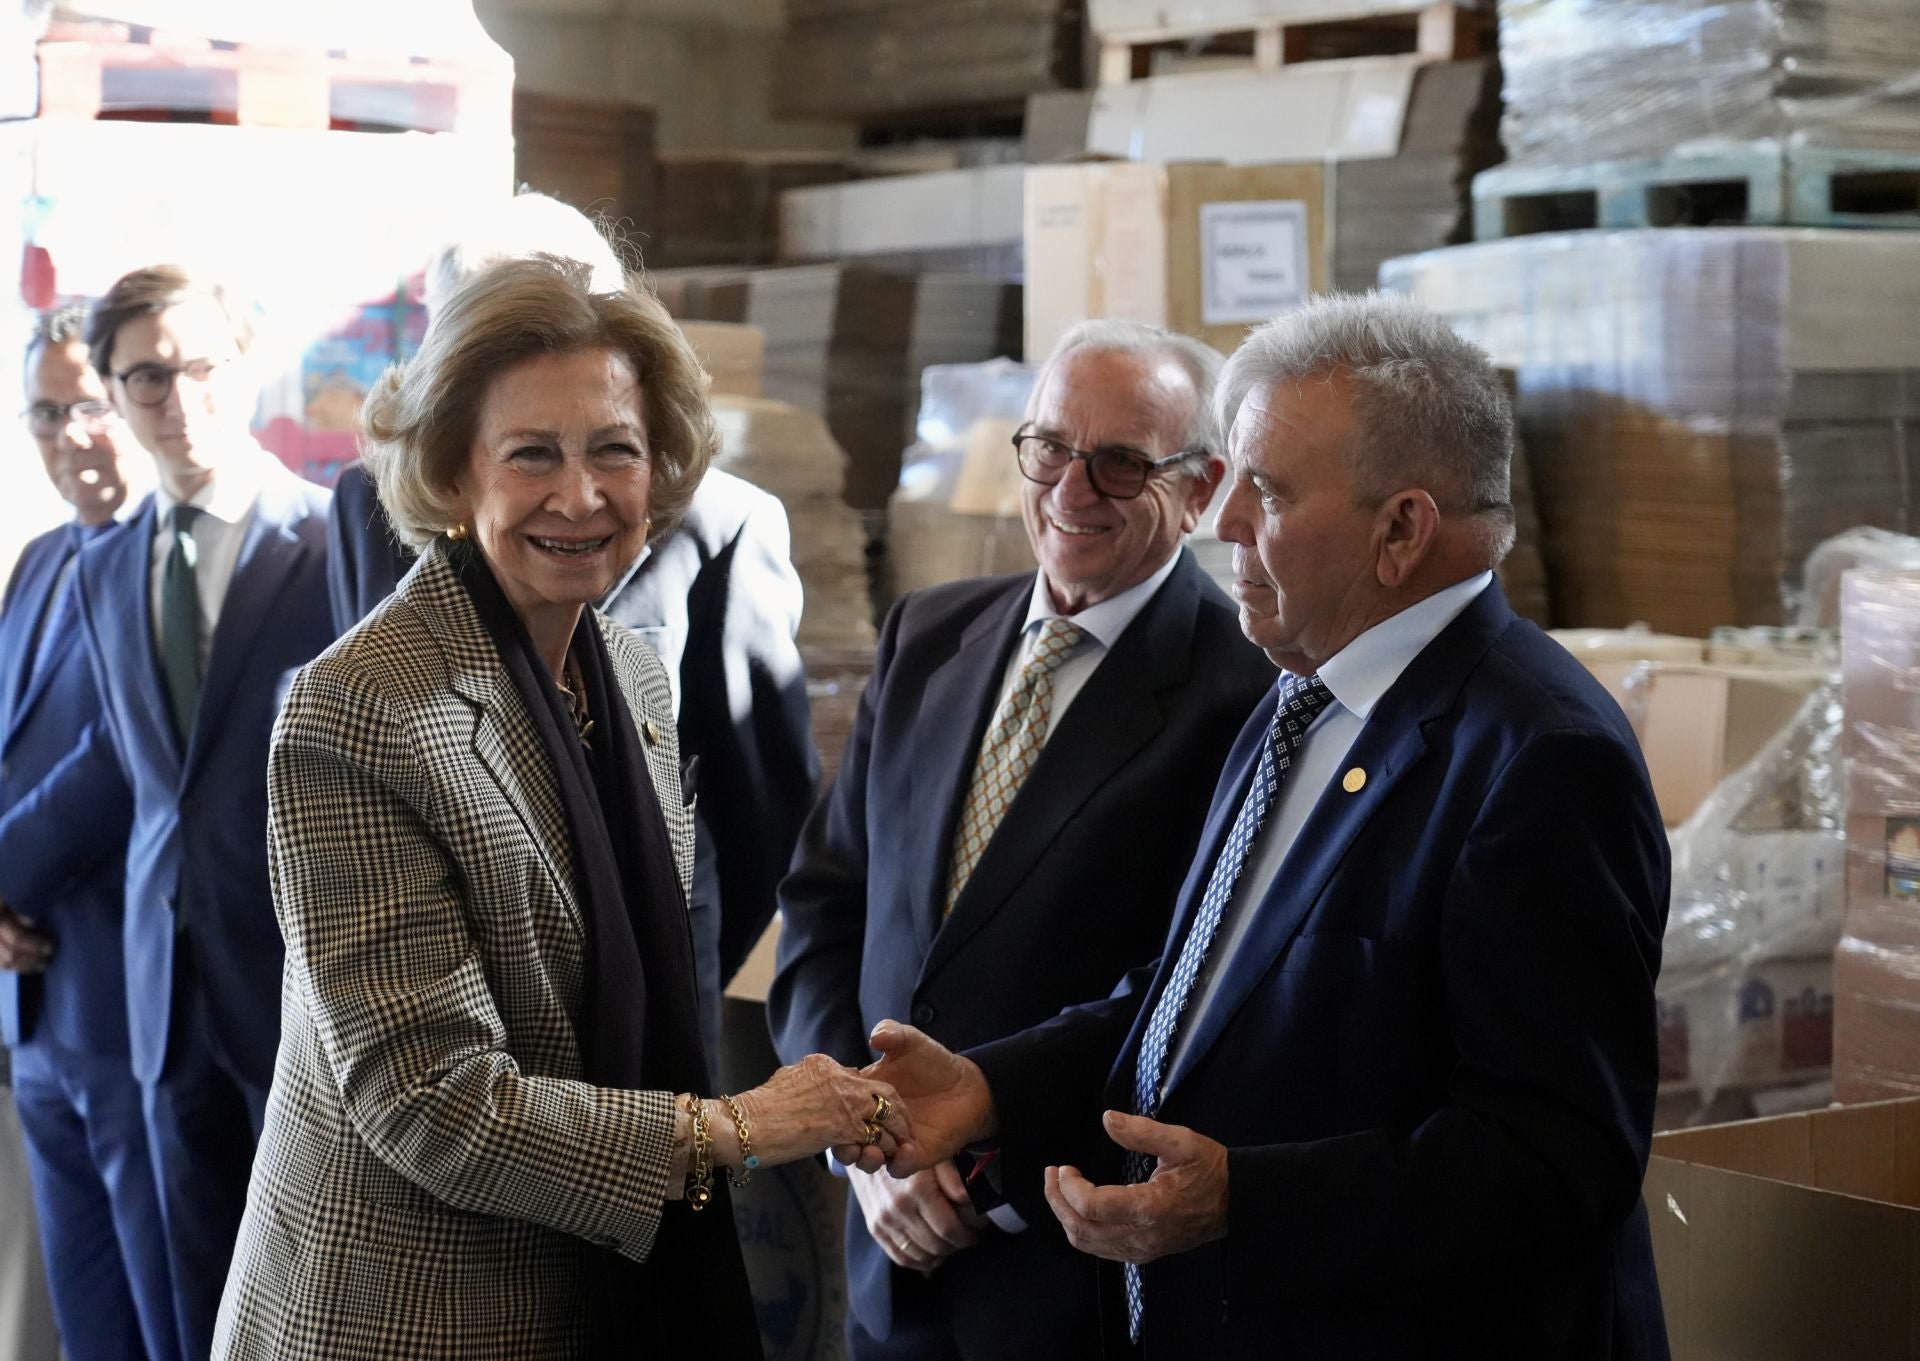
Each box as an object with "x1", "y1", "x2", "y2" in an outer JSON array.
[
  {"x1": 1383, "y1": 229, "x2": 1920, "y2": 637},
  {"x1": 652, "y1": 153, "x2": 851, "y2": 270},
  {"x1": 656, "y1": 265, "x2": 1023, "y2": 513},
  {"x1": 511, "y1": 91, "x2": 657, "y2": 234},
  {"x1": 710, "y1": 396, "x2": 877, "y2": 785},
  {"x1": 773, "y1": 0, "x2": 1082, "y2": 122},
  {"x1": 1498, "y1": 0, "x2": 1920, "y2": 168}
]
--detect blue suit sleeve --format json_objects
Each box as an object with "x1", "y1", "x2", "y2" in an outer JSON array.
[
  {"x1": 1220, "y1": 727, "x2": 1666, "y2": 1308},
  {"x1": 0, "y1": 576, "x2": 133, "y2": 914}
]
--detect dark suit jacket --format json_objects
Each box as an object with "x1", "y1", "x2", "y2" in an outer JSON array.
[
  {"x1": 0, "y1": 522, "x2": 134, "y2": 1056},
  {"x1": 330, "y1": 461, "x2": 817, "y2": 1045},
  {"x1": 1, "y1": 463, "x2": 334, "y2": 1087},
  {"x1": 970, "y1": 582, "x2": 1672, "y2": 1359},
  {"x1": 768, "y1": 551, "x2": 1273, "y2": 1357}
]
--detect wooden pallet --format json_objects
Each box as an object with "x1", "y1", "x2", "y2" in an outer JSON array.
[
  {"x1": 34, "y1": 17, "x2": 509, "y2": 135},
  {"x1": 1473, "y1": 144, "x2": 1920, "y2": 240},
  {"x1": 1096, "y1": 1, "x2": 1488, "y2": 84}
]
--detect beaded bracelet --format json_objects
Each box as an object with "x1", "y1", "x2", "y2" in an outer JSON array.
[
  {"x1": 683, "y1": 1094, "x2": 714, "y2": 1211},
  {"x1": 719, "y1": 1093, "x2": 760, "y2": 1188}
]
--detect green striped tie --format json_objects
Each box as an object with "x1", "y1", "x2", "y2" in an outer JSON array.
[{"x1": 160, "y1": 503, "x2": 204, "y2": 744}]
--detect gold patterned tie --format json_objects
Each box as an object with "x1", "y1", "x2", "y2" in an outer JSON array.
[{"x1": 943, "y1": 617, "x2": 1086, "y2": 915}]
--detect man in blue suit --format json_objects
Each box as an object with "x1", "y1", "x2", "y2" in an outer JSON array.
[
  {"x1": 0, "y1": 306, "x2": 177, "y2": 1361},
  {"x1": 869, "y1": 294, "x2": 1671, "y2": 1358},
  {"x1": 770, "y1": 321, "x2": 1273, "y2": 1361},
  {"x1": 0, "y1": 268, "x2": 334, "y2": 1360}
]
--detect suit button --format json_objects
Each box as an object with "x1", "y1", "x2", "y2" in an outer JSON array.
[{"x1": 911, "y1": 1002, "x2": 935, "y2": 1026}]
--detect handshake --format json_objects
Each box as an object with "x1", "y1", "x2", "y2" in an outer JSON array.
[{"x1": 770, "y1": 1022, "x2": 1231, "y2": 1275}]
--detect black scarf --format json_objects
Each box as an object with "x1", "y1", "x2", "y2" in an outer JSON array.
[{"x1": 456, "y1": 548, "x2": 762, "y2": 1357}]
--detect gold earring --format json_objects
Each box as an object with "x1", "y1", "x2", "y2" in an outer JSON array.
[{"x1": 446, "y1": 523, "x2": 468, "y2": 541}]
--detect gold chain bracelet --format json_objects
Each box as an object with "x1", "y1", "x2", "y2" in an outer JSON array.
[
  {"x1": 719, "y1": 1094, "x2": 758, "y2": 1188},
  {"x1": 683, "y1": 1094, "x2": 714, "y2": 1211}
]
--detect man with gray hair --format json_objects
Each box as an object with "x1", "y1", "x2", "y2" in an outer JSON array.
[
  {"x1": 868, "y1": 294, "x2": 1670, "y2": 1358},
  {"x1": 769, "y1": 320, "x2": 1272, "y2": 1360}
]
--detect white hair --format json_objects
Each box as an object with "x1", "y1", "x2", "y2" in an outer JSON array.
[
  {"x1": 1028, "y1": 320, "x2": 1225, "y2": 470},
  {"x1": 423, "y1": 192, "x2": 629, "y2": 316},
  {"x1": 1218, "y1": 293, "x2": 1517, "y2": 563}
]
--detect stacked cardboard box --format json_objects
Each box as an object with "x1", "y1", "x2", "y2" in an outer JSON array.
[
  {"x1": 1834, "y1": 571, "x2": 1920, "y2": 1102},
  {"x1": 773, "y1": 0, "x2": 1082, "y2": 122},
  {"x1": 1383, "y1": 229, "x2": 1920, "y2": 638},
  {"x1": 513, "y1": 92, "x2": 657, "y2": 244},
  {"x1": 655, "y1": 265, "x2": 1022, "y2": 512},
  {"x1": 778, "y1": 165, "x2": 1026, "y2": 278},
  {"x1": 652, "y1": 154, "x2": 851, "y2": 270},
  {"x1": 1498, "y1": 0, "x2": 1920, "y2": 168}
]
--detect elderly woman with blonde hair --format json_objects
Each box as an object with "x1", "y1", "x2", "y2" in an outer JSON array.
[{"x1": 214, "y1": 257, "x2": 909, "y2": 1359}]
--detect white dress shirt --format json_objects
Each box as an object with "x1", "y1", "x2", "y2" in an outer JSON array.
[
  {"x1": 148, "y1": 447, "x2": 272, "y2": 666},
  {"x1": 1160, "y1": 571, "x2": 1494, "y2": 1085},
  {"x1": 994, "y1": 548, "x2": 1185, "y2": 740}
]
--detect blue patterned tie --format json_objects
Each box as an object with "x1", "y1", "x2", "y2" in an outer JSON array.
[{"x1": 1122, "y1": 671, "x2": 1332, "y2": 1341}]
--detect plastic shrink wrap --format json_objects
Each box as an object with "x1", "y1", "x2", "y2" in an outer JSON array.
[
  {"x1": 1497, "y1": 0, "x2": 1920, "y2": 169},
  {"x1": 1834, "y1": 570, "x2": 1920, "y2": 1101}
]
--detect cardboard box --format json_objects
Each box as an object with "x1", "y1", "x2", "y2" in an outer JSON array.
[
  {"x1": 1657, "y1": 954, "x2": 1835, "y2": 1094},
  {"x1": 676, "y1": 321, "x2": 764, "y2": 399},
  {"x1": 778, "y1": 165, "x2": 1025, "y2": 275},
  {"x1": 1089, "y1": 0, "x2": 1452, "y2": 34},
  {"x1": 1645, "y1": 1097, "x2": 1920, "y2": 1360},
  {"x1": 1631, "y1": 665, "x2": 1827, "y2": 827},
  {"x1": 1023, "y1": 161, "x2": 1329, "y2": 360}
]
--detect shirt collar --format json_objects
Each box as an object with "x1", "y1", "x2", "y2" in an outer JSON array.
[
  {"x1": 153, "y1": 442, "x2": 272, "y2": 528},
  {"x1": 1022, "y1": 548, "x2": 1183, "y2": 652},
  {"x1": 596, "y1": 542, "x2": 653, "y2": 611},
  {"x1": 1309, "y1": 571, "x2": 1493, "y2": 722}
]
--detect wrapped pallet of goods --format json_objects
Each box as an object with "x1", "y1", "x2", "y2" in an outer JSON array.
[
  {"x1": 1834, "y1": 571, "x2": 1920, "y2": 1102},
  {"x1": 1479, "y1": 0, "x2": 1920, "y2": 235},
  {"x1": 1383, "y1": 230, "x2": 1920, "y2": 638}
]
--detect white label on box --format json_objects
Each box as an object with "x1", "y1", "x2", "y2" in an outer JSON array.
[{"x1": 1199, "y1": 199, "x2": 1308, "y2": 327}]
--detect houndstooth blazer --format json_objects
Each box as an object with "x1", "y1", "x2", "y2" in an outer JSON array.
[{"x1": 214, "y1": 543, "x2": 697, "y2": 1360}]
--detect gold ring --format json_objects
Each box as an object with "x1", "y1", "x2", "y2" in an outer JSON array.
[
  {"x1": 862, "y1": 1120, "x2": 883, "y2": 1146},
  {"x1": 871, "y1": 1094, "x2": 893, "y2": 1126}
]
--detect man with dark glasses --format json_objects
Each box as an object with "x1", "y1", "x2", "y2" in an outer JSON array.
[
  {"x1": 0, "y1": 306, "x2": 177, "y2": 1361},
  {"x1": 770, "y1": 321, "x2": 1271, "y2": 1361}
]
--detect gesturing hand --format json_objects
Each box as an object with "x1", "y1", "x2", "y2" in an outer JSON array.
[
  {"x1": 863, "y1": 1021, "x2": 997, "y2": 1176},
  {"x1": 734, "y1": 1054, "x2": 911, "y2": 1174},
  {"x1": 0, "y1": 903, "x2": 53, "y2": 974},
  {"x1": 1043, "y1": 1110, "x2": 1228, "y2": 1265},
  {"x1": 851, "y1": 1160, "x2": 983, "y2": 1274}
]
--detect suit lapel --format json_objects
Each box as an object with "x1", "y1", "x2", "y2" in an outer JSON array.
[
  {"x1": 88, "y1": 502, "x2": 182, "y2": 772},
  {"x1": 189, "y1": 468, "x2": 313, "y2": 776},
  {"x1": 922, "y1": 556, "x2": 1205, "y2": 983},
  {"x1": 898, "y1": 582, "x2": 1028, "y2": 955},
  {"x1": 1158, "y1": 583, "x2": 1517, "y2": 1097}
]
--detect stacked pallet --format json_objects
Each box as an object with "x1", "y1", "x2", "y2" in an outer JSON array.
[
  {"x1": 1383, "y1": 229, "x2": 1920, "y2": 637},
  {"x1": 773, "y1": 0, "x2": 1083, "y2": 122},
  {"x1": 1498, "y1": 0, "x2": 1920, "y2": 169},
  {"x1": 654, "y1": 265, "x2": 1023, "y2": 514}
]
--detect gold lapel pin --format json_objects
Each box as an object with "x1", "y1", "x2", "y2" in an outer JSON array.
[
  {"x1": 642, "y1": 719, "x2": 661, "y2": 747},
  {"x1": 1342, "y1": 767, "x2": 1367, "y2": 794}
]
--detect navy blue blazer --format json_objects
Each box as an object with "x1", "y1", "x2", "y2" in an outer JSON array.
[
  {"x1": 769, "y1": 551, "x2": 1273, "y2": 1355},
  {"x1": 0, "y1": 522, "x2": 135, "y2": 1056},
  {"x1": 3, "y1": 464, "x2": 335, "y2": 1087},
  {"x1": 970, "y1": 582, "x2": 1672, "y2": 1359}
]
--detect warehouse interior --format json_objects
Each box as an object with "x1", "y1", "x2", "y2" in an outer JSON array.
[{"x1": 4, "y1": 2, "x2": 1919, "y2": 1359}]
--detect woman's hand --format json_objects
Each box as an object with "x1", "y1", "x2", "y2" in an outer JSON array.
[{"x1": 732, "y1": 1055, "x2": 911, "y2": 1173}]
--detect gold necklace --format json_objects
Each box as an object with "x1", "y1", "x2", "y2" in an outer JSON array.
[{"x1": 555, "y1": 660, "x2": 595, "y2": 746}]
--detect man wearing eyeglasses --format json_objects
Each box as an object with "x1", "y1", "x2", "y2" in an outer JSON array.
[
  {"x1": 0, "y1": 305, "x2": 177, "y2": 1361},
  {"x1": 0, "y1": 267, "x2": 333, "y2": 1360},
  {"x1": 768, "y1": 321, "x2": 1272, "y2": 1360}
]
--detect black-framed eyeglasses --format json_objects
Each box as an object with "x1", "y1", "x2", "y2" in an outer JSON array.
[
  {"x1": 22, "y1": 399, "x2": 113, "y2": 438},
  {"x1": 1011, "y1": 425, "x2": 1201, "y2": 500},
  {"x1": 113, "y1": 358, "x2": 225, "y2": 408}
]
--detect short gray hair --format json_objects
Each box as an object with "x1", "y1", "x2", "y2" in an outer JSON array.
[
  {"x1": 1029, "y1": 320, "x2": 1225, "y2": 469},
  {"x1": 1218, "y1": 293, "x2": 1516, "y2": 562},
  {"x1": 423, "y1": 191, "x2": 630, "y2": 316},
  {"x1": 25, "y1": 303, "x2": 87, "y2": 376}
]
